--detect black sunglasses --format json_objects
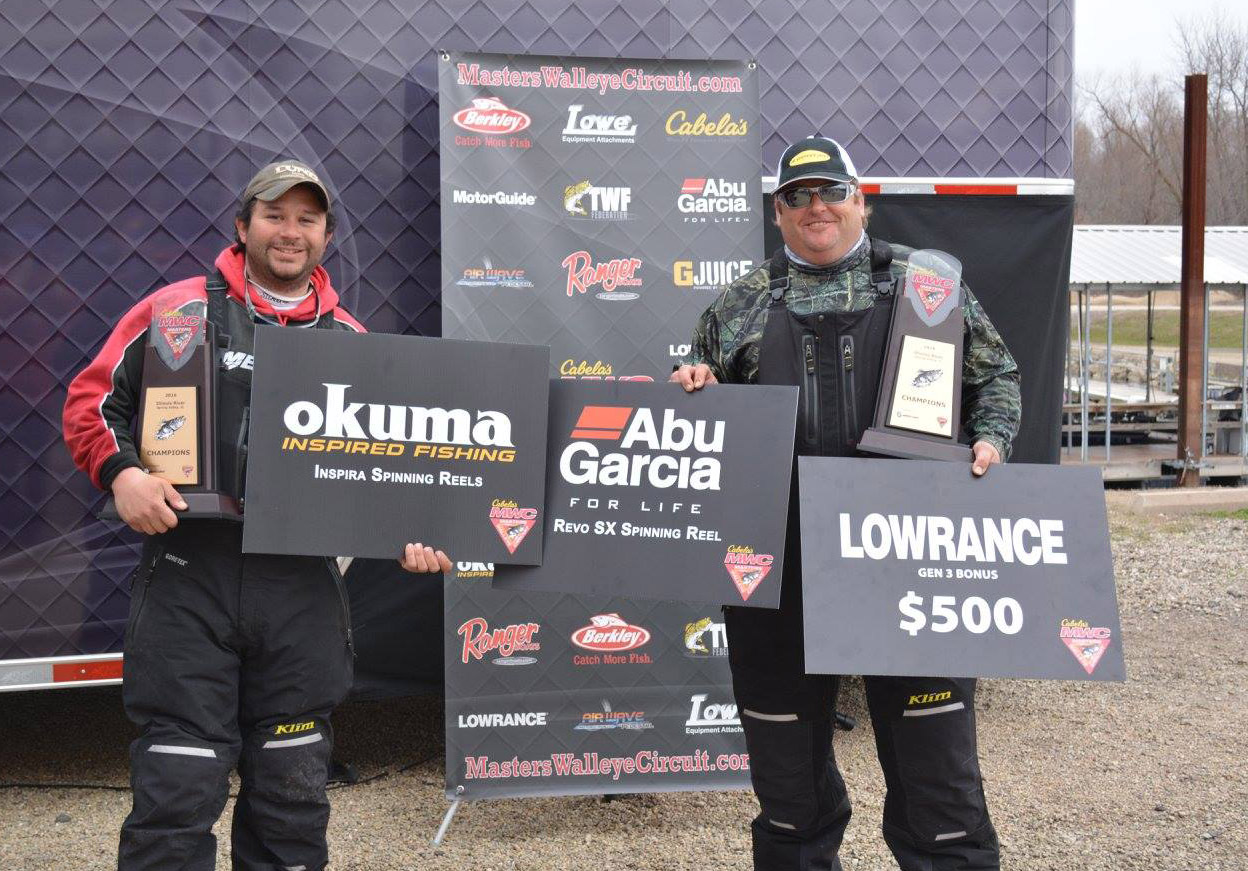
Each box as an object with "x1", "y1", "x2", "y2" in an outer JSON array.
[{"x1": 778, "y1": 182, "x2": 856, "y2": 208}]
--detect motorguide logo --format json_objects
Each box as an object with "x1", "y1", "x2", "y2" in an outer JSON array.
[
  {"x1": 458, "y1": 617, "x2": 540, "y2": 665},
  {"x1": 562, "y1": 105, "x2": 637, "y2": 143},
  {"x1": 723, "y1": 545, "x2": 774, "y2": 602},
  {"x1": 571, "y1": 613, "x2": 651, "y2": 652},
  {"x1": 560, "y1": 405, "x2": 725, "y2": 490},
  {"x1": 489, "y1": 499, "x2": 538, "y2": 554},
  {"x1": 1059, "y1": 619, "x2": 1112, "y2": 675},
  {"x1": 683, "y1": 617, "x2": 728, "y2": 657},
  {"x1": 563, "y1": 180, "x2": 632, "y2": 220},
  {"x1": 678, "y1": 178, "x2": 751, "y2": 222},
  {"x1": 457, "y1": 710, "x2": 548, "y2": 729},
  {"x1": 451, "y1": 189, "x2": 537, "y2": 206},
  {"x1": 561, "y1": 251, "x2": 642, "y2": 300},
  {"x1": 685, "y1": 693, "x2": 742, "y2": 735},
  {"x1": 674, "y1": 259, "x2": 754, "y2": 291},
  {"x1": 453, "y1": 97, "x2": 531, "y2": 134}
]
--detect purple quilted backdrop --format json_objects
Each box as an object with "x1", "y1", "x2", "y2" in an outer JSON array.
[{"x1": 0, "y1": 0, "x2": 1072, "y2": 661}]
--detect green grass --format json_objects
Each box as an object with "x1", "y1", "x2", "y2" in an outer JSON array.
[
  {"x1": 1204, "y1": 508, "x2": 1248, "y2": 519},
  {"x1": 1074, "y1": 310, "x2": 1248, "y2": 349}
]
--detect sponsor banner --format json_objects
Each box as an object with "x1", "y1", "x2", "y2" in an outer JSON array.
[
  {"x1": 444, "y1": 573, "x2": 750, "y2": 800},
  {"x1": 798, "y1": 459, "x2": 1124, "y2": 680},
  {"x1": 494, "y1": 380, "x2": 797, "y2": 607},
  {"x1": 242, "y1": 328, "x2": 549, "y2": 563}
]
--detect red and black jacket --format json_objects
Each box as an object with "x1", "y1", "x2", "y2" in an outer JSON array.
[{"x1": 63, "y1": 246, "x2": 365, "y2": 492}]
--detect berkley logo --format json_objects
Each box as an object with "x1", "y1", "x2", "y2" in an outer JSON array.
[
  {"x1": 561, "y1": 251, "x2": 642, "y2": 300},
  {"x1": 1059, "y1": 619, "x2": 1111, "y2": 675},
  {"x1": 561, "y1": 405, "x2": 724, "y2": 490},
  {"x1": 571, "y1": 613, "x2": 651, "y2": 652},
  {"x1": 453, "y1": 97, "x2": 531, "y2": 134},
  {"x1": 458, "y1": 617, "x2": 540, "y2": 664},
  {"x1": 489, "y1": 499, "x2": 537, "y2": 554},
  {"x1": 723, "y1": 545, "x2": 774, "y2": 601}
]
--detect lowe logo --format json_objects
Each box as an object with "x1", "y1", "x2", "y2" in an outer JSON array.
[
  {"x1": 685, "y1": 693, "x2": 741, "y2": 730},
  {"x1": 283, "y1": 384, "x2": 513, "y2": 446}
]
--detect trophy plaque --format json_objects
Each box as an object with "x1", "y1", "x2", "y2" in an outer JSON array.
[
  {"x1": 859, "y1": 249, "x2": 973, "y2": 463},
  {"x1": 100, "y1": 290, "x2": 241, "y2": 520}
]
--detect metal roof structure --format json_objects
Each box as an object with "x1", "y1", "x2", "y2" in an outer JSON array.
[{"x1": 1071, "y1": 225, "x2": 1248, "y2": 286}]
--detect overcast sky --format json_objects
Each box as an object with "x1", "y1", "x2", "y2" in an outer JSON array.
[{"x1": 1074, "y1": 0, "x2": 1248, "y2": 83}]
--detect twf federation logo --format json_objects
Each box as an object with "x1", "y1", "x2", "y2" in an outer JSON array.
[
  {"x1": 489, "y1": 499, "x2": 537, "y2": 554},
  {"x1": 684, "y1": 617, "x2": 728, "y2": 657},
  {"x1": 562, "y1": 251, "x2": 642, "y2": 300},
  {"x1": 563, "y1": 180, "x2": 632, "y2": 220},
  {"x1": 1059, "y1": 619, "x2": 1111, "y2": 675},
  {"x1": 561, "y1": 405, "x2": 724, "y2": 490},
  {"x1": 723, "y1": 545, "x2": 774, "y2": 601}
]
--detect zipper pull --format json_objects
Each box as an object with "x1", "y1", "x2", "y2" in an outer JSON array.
[
  {"x1": 804, "y1": 337, "x2": 816, "y2": 374},
  {"x1": 842, "y1": 338, "x2": 854, "y2": 371}
]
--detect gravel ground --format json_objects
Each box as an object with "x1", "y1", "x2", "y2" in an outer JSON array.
[{"x1": 2, "y1": 504, "x2": 1245, "y2": 870}]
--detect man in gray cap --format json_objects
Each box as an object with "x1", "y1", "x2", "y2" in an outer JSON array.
[
  {"x1": 64, "y1": 159, "x2": 451, "y2": 871},
  {"x1": 672, "y1": 135, "x2": 1020, "y2": 870}
]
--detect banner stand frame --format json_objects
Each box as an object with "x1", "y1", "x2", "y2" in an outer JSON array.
[{"x1": 432, "y1": 786, "x2": 465, "y2": 846}]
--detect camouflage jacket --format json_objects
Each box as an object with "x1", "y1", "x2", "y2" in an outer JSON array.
[{"x1": 682, "y1": 240, "x2": 1021, "y2": 459}]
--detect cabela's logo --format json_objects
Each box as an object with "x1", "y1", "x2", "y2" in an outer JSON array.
[
  {"x1": 561, "y1": 251, "x2": 642, "y2": 300},
  {"x1": 571, "y1": 613, "x2": 650, "y2": 652},
  {"x1": 453, "y1": 97, "x2": 531, "y2": 134},
  {"x1": 1059, "y1": 619, "x2": 1111, "y2": 675},
  {"x1": 558, "y1": 360, "x2": 654, "y2": 382},
  {"x1": 458, "y1": 617, "x2": 540, "y2": 665},
  {"x1": 489, "y1": 499, "x2": 537, "y2": 554},
  {"x1": 560, "y1": 405, "x2": 724, "y2": 490},
  {"x1": 665, "y1": 110, "x2": 748, "y2": 137},
  {"x1": 723, "y1": 545, "x2": 774, "y2": 601}
]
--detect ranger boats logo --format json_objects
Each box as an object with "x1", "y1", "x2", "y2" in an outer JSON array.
[
  {"x1": 685, "y1": 693, "x2": 742, "y2": 735},
  {"x1": 564, "y1": 180, "x2": 632, "y2": 220},
  {"x1": 678, "y1": 178, "x2": 751, "y2": 222},
  {"x1": 561, "y1": 251, "x2": 643, "y2": 300},
  {"x1": 458, "y1": 617, "x2": 540, "y2": 665},
  {"x1": 560, "y1": 405, "x2": 725, "y2": 490},
  {"x1": 723, "y1": 545, "x2": 774, "y2": 602},
  {"x1": 489, "y1": 499, "x2": 537, "y2": 554},
  {"x1": 571, "y1": 613, "x2": 651, "y2": 652}
]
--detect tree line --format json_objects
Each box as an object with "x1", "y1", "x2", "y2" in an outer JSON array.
[{"x1": 1076, "y1": 14, "x2": 1248, "y2": 225}]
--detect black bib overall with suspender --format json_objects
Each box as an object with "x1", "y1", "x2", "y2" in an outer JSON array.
[{"x1": 722, "y1": 244, "x2": 999, "y2": 871}]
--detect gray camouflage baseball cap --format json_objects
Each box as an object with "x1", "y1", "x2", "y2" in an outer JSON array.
[{"x1": 240, "y1": 159, "x2": 330, "y2": 209}]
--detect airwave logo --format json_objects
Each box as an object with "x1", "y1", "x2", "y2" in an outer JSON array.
[
  {"x1": 456, "y1": 265, "x2": 534, "y2": 289},
  {"x1": 562, "y1": 105, "x2": 637, "y2": 142},
  {"x1": 575, "y1": 701, "x2": 654, "y2": 732},
  {"x1": 685, "y1": 693, "x2": 742, "y2": 734},
  {"x1": 282, "y1": 384, "x2": 513, "y2": 447},
  {"x1": 452, "y1": 189, "x2": 537, "y2": 206},
  {"x1": 571, "y1": 614, "x2": 650, "y2": 652},
  {"x1": 457, "y1": 617, "x2": 540, "y2": 665},
  {"x1": 561, "y1": 251, "x2": 642, "y2": 300},
  {"x1": 674, "y1": 259, "x2": 753, "y2": 290},
  {"x1": 563, "y1": 180, "x2": 632, "y2": 220},
  {"x1": 457, "y1": 711, "x2": 548, "y2": 729},
  {"x1": 560, "y1": 405, "x2": 724, "y2": 490},
  {"x1": 678, "y1": 178, "x2": 751, "y2": 222},
  {"x1": 453, "y1": 97, "x2": 531, "y2": 134}
]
